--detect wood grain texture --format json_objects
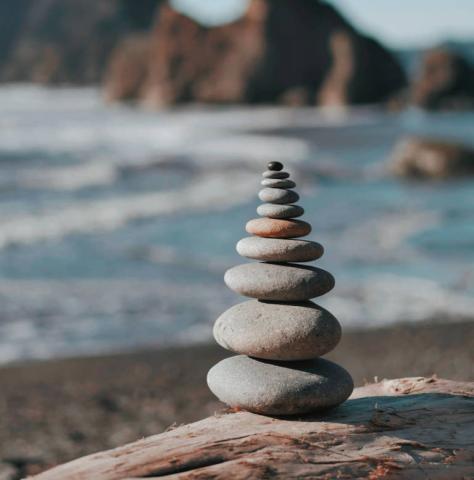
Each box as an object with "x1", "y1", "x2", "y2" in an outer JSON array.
[{"x1": 31, "y1": 377, "x2": 474, "y2": 480}]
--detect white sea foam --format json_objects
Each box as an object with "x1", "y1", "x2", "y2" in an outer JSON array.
[
  {"x1": 0, "y1": 85, "x2": 375, "y2": 156},
  {"x1": 0, "y1": 279, "x2": 234, "y2": 363},
  {"x1": 17, "y1": 161, "x2": 118, "y2": 191},
  {"x1": 1, "y1": 86, "x2": 473, "y2": 363},
  {"x1": 0, "y1": 172, "x2": 256, "y2": 248},
  {"x1": 324, "y1": 274, "x2": 474, "y2": 329},
  {"x1": 334, "y1": 211, "x2": 441, "y2": 263},
  {"x1": 0, "y1": 85, "x2": 384, "y2": 199},
  {"x1": 0, "y1": 85, "x2": 100, "y2": 113},
  {"x1": 2, "y1": 129, "x2": 309, "y2": 194},
  {"x1": 0, "y1": 276, "x2": 472, "y2": 364},
  {"x1": 0, "y1": 86, "x2": 319, "y2": 195}
]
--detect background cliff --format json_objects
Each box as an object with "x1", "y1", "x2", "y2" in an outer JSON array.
[
  {"x1": 3, "y1": 0, "x2": 474, "y2": 110},
  {"x1": 105, "y1": 0, "x2": 407, "y2": 107},
  {"x1": 0, "y1": 0, "x2": 162, "y2": 84},
  {"x1": 0, "y1": 0, "x2": 406, "y2": 107}
]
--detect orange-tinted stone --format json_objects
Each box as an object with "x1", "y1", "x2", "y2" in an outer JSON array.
[{"x1": 246, "y1": 218, "x2": 311, "y2": 238}]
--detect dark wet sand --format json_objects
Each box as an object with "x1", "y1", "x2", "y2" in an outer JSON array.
[{"x1": 1, "y1": 319, "x2": 473, "y2": 477}]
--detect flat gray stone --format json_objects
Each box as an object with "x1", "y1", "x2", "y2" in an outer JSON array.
[
  {"x1": 261, "y1": 178, "x2": 296, "y2": 189},
  {"x1": 236, "y1": 237, "x2": 323, "y2": 262},
  {"x1": 224, "y1": 263, "x2": 335, "y2": 301},
  {"x1": 214, "y1": 300, "x2": 341, "y2": 360},
  {"x1": 257, "y1": 203, "x2": 304, "y2": 219},
  {"x1": 207, "y1": 355, "x2": 353, "y2": 415},
  {"x1": 258, "y1": 188, "x2": 299, "y2": 204},
  {"x1": 262, "y1": 171, "x2": 290, "y2": 179}
]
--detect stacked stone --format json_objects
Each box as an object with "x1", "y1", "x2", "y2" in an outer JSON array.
[{"x1": 207, "y1": 162, "x2": 353, "y2": 416}]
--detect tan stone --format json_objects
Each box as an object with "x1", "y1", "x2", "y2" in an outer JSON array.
[{"x1": 246, "y1": 218, "x2": 311, "y2": 238}]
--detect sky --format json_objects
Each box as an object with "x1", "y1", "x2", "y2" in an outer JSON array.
[{"x1": 171, "y1": 0, "x2": 474, "y2": 49}]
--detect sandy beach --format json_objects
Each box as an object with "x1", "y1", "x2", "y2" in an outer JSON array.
[{"x1": 1, "y1": 319, "x2": 473, "y2": 477}]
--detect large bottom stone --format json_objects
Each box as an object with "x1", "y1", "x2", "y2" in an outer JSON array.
[
  {"x1": 207, "y1": 356, "x2": 354, "y2": 415},
  {"x1": 213, "y1": 300, "x2": 341, "y2": 360}
]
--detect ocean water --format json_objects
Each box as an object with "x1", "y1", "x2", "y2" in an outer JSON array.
[{"x1": 0, "y1": 85, "x2": 473, "y2": 363}]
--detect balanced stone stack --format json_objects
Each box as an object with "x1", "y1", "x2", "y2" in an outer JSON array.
[{"x1": 207, "y1": 162, "x2": 353, "y2": 415}]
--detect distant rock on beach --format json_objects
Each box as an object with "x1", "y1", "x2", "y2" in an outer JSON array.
[
  {"x1": 412, "y1": 48, "x2": 474, "y2": 110},
  {"x1": 104, "y1": 0, "x2": 407, "y2": 108},
  {"x1": 390, "y1": 136, "x2": 474, "y2": 179}
]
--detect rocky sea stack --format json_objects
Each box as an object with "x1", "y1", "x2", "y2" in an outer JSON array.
[{"x1": 208, "y1": 162, "x2": 353, "y2": 415}]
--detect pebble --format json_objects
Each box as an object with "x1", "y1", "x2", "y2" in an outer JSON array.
[
  {"x1": 224, "y1": 263, "x2": 335, "y2": 301},
  {"x1": 261, "y1": 178, "x2": 296, "y2": 189},
  {"x1": 214, "y1": 300, "x2": 341, "y2": 360},
  {"x1": 262, "y1": 171, "x2": 290, "y2": 179},
  {"x1": 258, "y1": 188, "x2": 299, "y2": 204},
  {"x1": 246, "y1": 218, "x2": 311, "y2": 238},
  {"x1": 267, "y1": 161, "x2": 283, "y2": 171},
  {"x1": 207, "y1": 355, "x2": 354, "y2": 415},
  {"x1": 236, "y1": 237, "x2": 323, "y2": 262},
  {"x1": 257, "y1": 204, "x2": 304, "y2": 219}
]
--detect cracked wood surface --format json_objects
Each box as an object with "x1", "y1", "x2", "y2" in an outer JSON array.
[{"x1": 31, "y1": 377, "x2": 474, "y2": 479}]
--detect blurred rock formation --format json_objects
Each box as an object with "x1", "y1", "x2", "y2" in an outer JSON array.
[
  {"x1": 412, "y1": 48, "x2": 474, "y2": 110},
  {"x1": 3, "y1": 1, "x2": 474, "y2": 111},
  {"x1": 0, "y1": 0, "x2": 162, "y2": 84},
  {"x1": 390, "y1": 136, "x2": 474, "y2": 179},
  {"x1": 1, "y1": 0, "x2": 426, "y2": 108},
  {"x1": 104, "y1": 0, "x2": 407, "y2": 107}
]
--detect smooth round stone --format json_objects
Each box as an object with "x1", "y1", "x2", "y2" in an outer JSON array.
[
  {"x1": 224, "y1": 263, "x2": 335, "y2": 301},
  {"x1": 214, "y1": 300, "x2": 341, "y2": 360},
  {"x1": 246, "y1": 218, "x2": 311, "y2": 239},
  {"x1": 236, "y1": 237, "x2": 323, "y2": 262},
  {"x1": 261, "y1": 178, "x2": 296, "y2": 189},
  {"x1": 207, "y1": 355, "x2": 353, "y2": 415},
  {"x1": 258, "y1": 188, "x2": 299, "y2": 204},
  {"x1": 267, "y1": 161, "x2": 283, "y2": 171},
  {"x1": 257, "y1": 203, "x2": 304, "y2": 219},
  {"x1": 262, "y1": 170, "x2": 290, "y2": 179}
]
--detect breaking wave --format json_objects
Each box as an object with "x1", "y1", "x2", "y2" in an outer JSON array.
[
  {"x1": 0, "y1": 172, "x2": 256, "y2": 248},
  {"x1": 0, "y1": 85, "x2": 473, "y2": 364}
]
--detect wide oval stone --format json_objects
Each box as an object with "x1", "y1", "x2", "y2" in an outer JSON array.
[
  {"x1": 261, "y1": 178, "x2": 296, "y2": 189},
  {"x1": 224, "y1": 263, "x2": 335, "y2": 300},
  {"x1": 214, "y1": 300, "x2": 341, "y2": 360},
  {"x1": 257, "y1": 203, "x2": 304, "y2": 219},
  {"x1": 258, "y1": 188, "x2": 299, "y2": 204},
  {"x1": 246, "y1": 218, "x2": 311, "y2": 238},
  {"x1": 262, "y1": 170, "x2": 290, "y2": 179},
  {"x1": 236, "y1": 237, "x2": 323, "y2": 262},
  {"x1": 207, "y1": 355, "x2": 353, "y2": 415}
]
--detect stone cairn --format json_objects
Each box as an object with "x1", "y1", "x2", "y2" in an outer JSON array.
[{"x1": 207, "y1": 162, "x2": 354, "y2": 416}]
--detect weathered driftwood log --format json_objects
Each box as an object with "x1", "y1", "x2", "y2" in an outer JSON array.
[{"x1": 32, "y1": 377, "x2": 474, "y2": 479}]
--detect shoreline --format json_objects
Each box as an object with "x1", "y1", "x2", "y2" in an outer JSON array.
[{"x1": 1, "y1": 319, "x2": 473, "y2": 476}]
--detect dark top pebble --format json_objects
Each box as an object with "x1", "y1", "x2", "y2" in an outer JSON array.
[{"x1": 267, "y1": 161, "x2": 284, "y2": 171}]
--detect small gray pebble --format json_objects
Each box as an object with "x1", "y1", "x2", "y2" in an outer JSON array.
[
  {"x1": 207, "y1": 355, "x2": 354, "y2": 415},
  {"x1": 259, "y1": 188, "x2": 299, "y2": 204},
  {"x1": 257, "y1": 204, "x2": 304, "y2": 219},
  {"x1": 262, "y1": 171, "x2": 290, "y2": 179},
  {"x1": 261, "y1": 178, "x2": 296, "y2": 188}
]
